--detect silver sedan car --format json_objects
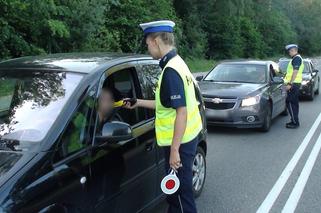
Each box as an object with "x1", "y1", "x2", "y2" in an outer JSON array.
[{"x1": 196, "y1": 61, "x2": 287, "y2": 132}]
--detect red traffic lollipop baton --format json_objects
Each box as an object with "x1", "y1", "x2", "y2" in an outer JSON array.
[{"x1": 161, "y1": 169, "x2": 180, "y2": 195}]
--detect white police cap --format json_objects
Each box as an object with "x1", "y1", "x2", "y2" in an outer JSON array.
[
  {"x1": 285, "y1": 44, "x2": 298, "y2": 51},
  {"x1": 139, "y1": 20, "x2": 175, "y2": 36}
]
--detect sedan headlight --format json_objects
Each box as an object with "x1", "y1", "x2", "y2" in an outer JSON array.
[{"x1": 241, "y1": 95, "x2": 261, "y2": 107}]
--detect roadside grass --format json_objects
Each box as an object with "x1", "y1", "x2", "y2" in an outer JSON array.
[{"x1": 185, "y1": 58, "x2": 216, "y2": 73}]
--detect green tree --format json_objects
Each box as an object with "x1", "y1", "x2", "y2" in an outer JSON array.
[
  {"x1": 239, "y1": 17, "x2": 265, "y2": 58},
  {"x1": 253, "y1": 0, "x2": 297, "y2": 56},
  {"x1": 173, "y1": 0, "x2": 207, "y2": 58},
  {"x1": 205, "y1": 0, "x2": 244, "y2": 59},
  {"x1": 0, "y1": 0, "x2": 106, "y2": 59},
  {"x1": 279, "y1": 0, "x2": 321, "y2": 55},
  {"x1": 91, "y1": 0, "x2": 179, "y2": 54},
  {"x1": 1, "y1": 0, "x2": 321, "y2": 61}
]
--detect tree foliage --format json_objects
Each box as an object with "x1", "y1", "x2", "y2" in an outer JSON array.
[{"x1": 1, "y1": 0, "x2": 321, "y2": 60}]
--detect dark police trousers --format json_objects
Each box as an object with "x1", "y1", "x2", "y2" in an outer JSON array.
[
  {"x1": 286, "y1": 83, "x2": 300, "y2": 125},
  {"x1": 164, "y1": 137, "x2": 199, "y2": 213}
]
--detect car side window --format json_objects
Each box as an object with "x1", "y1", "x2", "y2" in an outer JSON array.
[
  {"x1": 0, "y1": 79, "x2": 15, "y2": 115},
  {"x1": 137, "y1": 63, "x2": 161, "y2": 118},
  {"x1": 271, "y1": 62, "x2": 283, "y2": 78},
  {"x1": 310, "y1": 62, "x2": 314, "y2": 72},
  {"x1": 55, "y1": 90, "x2": 95, "y2": 159},
  {"x1": 105, "y1": 67, "x2": 145, "y2": 125},
  {"x1": 138, "y1": 63, "x2": 161, "y2": 99},
  {"x1": 269, "y1": 64, "x2": 276, "y2": 80}
]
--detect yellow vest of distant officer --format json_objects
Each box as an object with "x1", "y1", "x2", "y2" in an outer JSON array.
[
  {"x1": 155, "y1": 55, "x2": 202, "y2": 146},
  {"x1": 285, "y1": 55, "x2": 304, "y2": 84}
]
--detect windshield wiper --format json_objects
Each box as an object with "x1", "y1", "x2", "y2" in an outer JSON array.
[{"x1": 221, "y1": 80, "x2": 244, "y2": 83}]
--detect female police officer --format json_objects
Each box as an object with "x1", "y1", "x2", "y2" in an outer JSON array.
[{"x1": 125, "y1": 20, "x2": 202, "y2": 213}]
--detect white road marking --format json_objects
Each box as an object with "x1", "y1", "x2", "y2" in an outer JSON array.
[
  {"x1": 282, "y1": 131, "x2": 321, "y2": 212},
  {"x1": 257, "y1": 112, "x2": 321, "y2": 213}
]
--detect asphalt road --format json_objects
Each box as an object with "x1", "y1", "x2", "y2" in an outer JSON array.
[{"x1": 154, "y1": 58, "x2": 321, "y2": 213}]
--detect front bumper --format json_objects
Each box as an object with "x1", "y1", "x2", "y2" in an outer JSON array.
[{"x1": 205, "y1": 100, "x2": 265, "y2": 128}]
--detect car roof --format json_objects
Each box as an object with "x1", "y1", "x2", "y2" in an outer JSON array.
[
  {"x1": 0, "y1": 52, "x2": 153, "y2": 74},
  {"x1": 279, "y1": 57, "x2": 312, "y2": 63},
  {"x1": 220, "y1": 60, "x2": 272, "y2": 66}
]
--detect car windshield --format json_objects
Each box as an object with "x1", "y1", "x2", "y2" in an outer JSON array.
[
  {"x1": 0, "y1": 70, "x2": 83, "y2": 146},
  {"x1": 278, "y1": 60, "x2": 310, "y2": 73},
  {"x1": 204, "y1": 64, "x2": 267, "y2": 83}
]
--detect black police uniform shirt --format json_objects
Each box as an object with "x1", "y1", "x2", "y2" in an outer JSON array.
[
  {"x1": 291, "y1": 54, "x2": 302, "y2": 70},
  {"x1": 159, "y1": 49, "x2": 186, "y2": 109}
]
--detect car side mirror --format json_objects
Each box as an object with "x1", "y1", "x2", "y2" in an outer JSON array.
[
  {"x1": 311, "y1": 70, "x2": 318, "y2": 77},
  {"x1": 272, "y1": 76, "x2": 284, "y2": 84},
  {"x1": 196, "y1": 75, "x2": 203, "y2": 81},
  {"x1": 95, "y1": 121, "x2": 132, "y2": 145}
]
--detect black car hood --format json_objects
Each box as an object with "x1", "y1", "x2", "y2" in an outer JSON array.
[
  {"x1": 0, "y1": 151, "x2": 37, "y2": 187},
  {"x1": 199, "y1": 81, "x2": 266, "y2": 98}
]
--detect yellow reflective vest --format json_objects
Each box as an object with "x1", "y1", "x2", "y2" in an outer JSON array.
[
  {"x1": 285, "y1": 55, "x2": 304, "y2": 84},
  {"x1": 155, "y1": 55, "x2": 202, "y2": 146}
]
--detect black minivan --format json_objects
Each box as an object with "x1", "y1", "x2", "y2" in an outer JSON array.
[{"x1": 0, "y1": 53, "x2": 207, "y2": 213}]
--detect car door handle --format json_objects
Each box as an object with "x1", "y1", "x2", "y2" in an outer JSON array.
[
  {"x1": 80, "y1": 176, "x2": 87, "y2": 184},
  {"x1": 145, "y1": 141, "x2": 155, "y2": 152}
]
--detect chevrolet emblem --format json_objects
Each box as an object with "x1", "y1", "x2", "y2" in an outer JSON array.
[{"x1": 212, "y1": 98, "x2": 223, "y2": 104}]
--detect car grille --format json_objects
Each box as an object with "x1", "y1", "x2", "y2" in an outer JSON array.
[{"x1": 204, "y1": 101, "x2": 236, "y2": 110}]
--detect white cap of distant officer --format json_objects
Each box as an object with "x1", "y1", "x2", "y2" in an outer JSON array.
[{"x1": 285, "y1": 44, "x2": 299, "y2": 57}]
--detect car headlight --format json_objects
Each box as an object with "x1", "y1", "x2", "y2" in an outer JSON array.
[
  {"x1": 241, "y1": 95, "x2": 261, "y2": 107},
  {"x1": 301, "y1": 80, "x2": 310, "y2": 86}
]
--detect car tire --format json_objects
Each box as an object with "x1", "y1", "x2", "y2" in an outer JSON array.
[
  {"x1": 308, "y1": 85, "x2": 315, "y2": 101},
  {"x1": 260, "y1": 104, "x2": 272, "y2": 132},
  {"x1": 193, "y1": 146, "x2": 206, "y2": 198}
]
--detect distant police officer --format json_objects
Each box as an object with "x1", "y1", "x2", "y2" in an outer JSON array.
[
  {"x1": 284, "y1": 44, "x2": 304, "y2": 129},
  {"x1": 125, "y1": 20, "x2": 202, "y2": 213}
]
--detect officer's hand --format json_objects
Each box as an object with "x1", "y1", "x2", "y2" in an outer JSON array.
[
  {"x1": 122, "y1": 98, "x2": 138, "y2": 109},
  {"x1": 169, "y1": 148, "x2": 182, "y2": 171},
  {"x1": 286, "y1": 85, "x2": 292, "y2": 91}
]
